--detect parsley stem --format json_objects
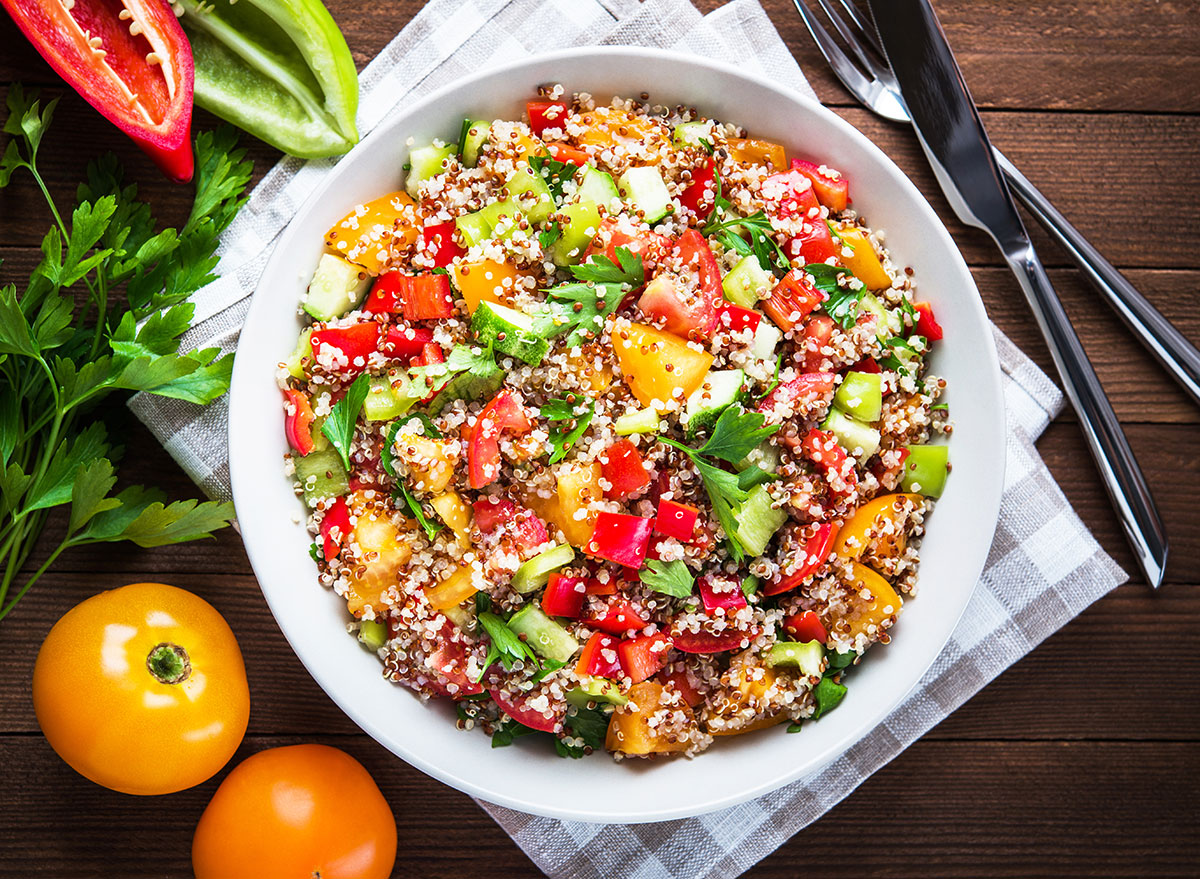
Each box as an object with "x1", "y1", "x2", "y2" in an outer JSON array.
[{"x1": 0, "y1": 536, "x2": 68, "y2": 623}]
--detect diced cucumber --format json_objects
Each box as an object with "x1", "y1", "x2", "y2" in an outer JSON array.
[
  {"x1": 303, "y1": 253, "x2": 370, "y2": 321},
  {"x1": 764, "y1": 640, "x2": 825, "y2": 676},
  {"x1": 506, "y1": 164, "x2": 555, "y2": 224},
  {"x1": 834, "y1": 370, "x2": 883, "y2": 423},
  {"x1": 478, "y1": 199, "x2": 522, "y2": 240},
  {"x1": 426, "y1": 361, "x2": 504, "y2": 416},
  {"x1": 822, "y1": 407, "x2": 881, "y2": 461},
  {"x1": 308, "y1": 415, "x2": 330, "y2": 453},
  {"x1": 442, "y1": 601, "x2": 476, "y2": 633},
  {"x1": 471, "y1": 300, "x2": 549, "y2": 366},
  {"x1": 286, "y1": 328, "x2": 313, "y2": 379},
  {"x1": 750, "y1": 320, "x2": 782, "y2": 362},
  {"x1": 363, "y1": 373, "x2": 417, "y2": 421},
  {"x1": 887, "y1": 338, "x2": 924, "y2": 375},
  {"x1": 566, "y1": 677, "x2": 628, "y2": 707},
  {"x1": 732, "y1": 484, "x2": 787, "y2": 557},
  {"x1": 358, "y1": 619, "x2": 388, "y2": 651},
  {"x1": 406, "y1": 143, "x2": 456, "y2": 197},
  {"x1": 548, "y1": 200, "x2": 601, "y2": 266},
  {"x1": 294, "y1": 448, "x2": 349, "y2": 508},
  {"x1": 901, "y1": 444, "x2": 949, "y2": 497},
  {"x1": 614, "y1": 407, "x2": 661, "y2": 435},
  {"x1": 575, "y1": 165, "x2": 618, "y2": 208},
  {"x1": 672, "y1": 120, "x2": 711, "y2": 148},
  {"x1": 617, "y1": 166, "x2": 672, "y2": 225},
  {"x1": 859, "y1": 292, "x2": 903, "y2": 339},
  {"x1": 736, "y1": 439, "x2": 780, "y2": 474},
  {"x1": 461, "y1": 119, "x2": 491, "y2": 167},
  {"x1": 685, "y1": 369, "x2": 744, "y2": 439},
  {"x1": 511, "y1": 543, "x2": 575, "y2": 594},
  {"x1": 722, "y1": 254, "x2": 773, "y2": 308},
  {"x1": 507, "y1": 605, "x2": 579, "y2": 662},
  {"x1": 455, "y1": 210, "x2": 493, "y2": 247}
]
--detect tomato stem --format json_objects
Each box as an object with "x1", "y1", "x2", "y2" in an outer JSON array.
[{"x1": 146, "y1": 643, "x2": 191, "y2": 684}]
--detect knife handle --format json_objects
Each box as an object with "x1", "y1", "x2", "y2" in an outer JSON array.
[
  {"x1": 1004, "y1": 243, "x2": 1169, "y2": 587},
  {"x1": 994, "y1": 147, "x2": 1200, "y2": 408}
]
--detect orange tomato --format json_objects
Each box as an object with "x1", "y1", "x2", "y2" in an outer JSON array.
[
  {"x1": 727, "y1": 137, "x2": 787, "y2": 171},
  {"x1": 192, "y1": 744, "x2": 397, "y2": 879},
  {"x1": 32, "y1": 582, "x2": 249, "y2": 795},
  {"x1": 325, "y1": 191, "x2": 421, "y2": 275},
  {"x1": 610, "y1": 321, "x2": 713, "y2": 409}
]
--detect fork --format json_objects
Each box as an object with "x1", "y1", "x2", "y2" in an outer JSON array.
[{"x1": 794, "y1": 0, "x2": 1200, "y2": 409}]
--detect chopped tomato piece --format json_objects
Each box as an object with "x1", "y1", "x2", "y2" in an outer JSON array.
[
  {"x1": 527, "y1": 100, "x2": 569, "y2": 137},
  {"x1": 697, "y1": 575, "x2": 748, "y2": 613},
  {"x1": 800, "y1": 314, "x2": 836, "y2": 373},
  {"x1": 411, "y1": 342, "x2": 444, "y2": 368},
  {"x1": 471, "y1": 497, "x2": 547, "y2": 551},
  {"x1": 671, "y1": 627, "x2": 757, "y2": 654},
  {"x1": 761, "y1": 169, "x2": 820, "y2": 220},
  {"x1": 583, "y1": 596, "x2": 648, "y2": 635},
  {"x1": 575, "y1": 632, "x2": 622, "y2": 678},
  {"x1": 653, "y1": 499, "x2": 698, "y2": 541},
  {"x1": 757, "y1": 372, "x2": 836, "y2": 424},
  {"x1": 586, "y1": 513, "x2": 654, "y2": 569},
  {"x1": 468, "y1": 389, "x2": 532, "y2": 489},
  {"x1": 674, "y1": 229, "x2": 723, "y2": 302},
  {"x1": 547, "y1": 143, "x2": 589, "y2": 166},
  {"x1": 782, "y1": 610, "x2": 830, "y2": 644},
  {"x1": 584, "y1": 219, "x2": 672, "y2": 274},
  {"x1": 801, "y1": 428, "x2": 858, "y2": 499},
  {"x1": 619, "y1": 633, "x2": 672, "y2": 684},
  {"x1": 718, "y1": 303, "x2": 761, "y2": 334},
  {"x1": 319, "y1": 496, "x2": 351, "y2": 562},
  {"x1": 762, "y1": 268, "x2": 827, "y2": 332},
  {"x1": 418, "y1": 221, "x2": 465, "y2": 268},
  {"x1": 660, "y1": 666, "x2": 705, "y2": 707},
  {"x1": 790, "y1": 158, "x2": 849, "y2": 212},
  {"x1": 283, "y1": 389, "x2": 316, "y2": 456},
  {"x1": 765, "y1": 522, "x2": 840, "y2": 595},
  {"x1": 637, "y1": 273, "x2": 718, "y2": 341},
  {"x1": 381, "y1": 325, "x2": 433, "y2": 360},
  {"x1": 850, "y1": 356, "x2": 881, "y2": 374},
  {"x1": 309, "y1": 323, "x2": 380, "y2": 374},
  {"x1": 679, "y1": 158, "x2": 716, "y2": 219},
  {"x1": 542, "y1": 573, "x2": 587, "y2": 619},
  {"x1": 914, "y1": 301, "x2": 944, "y2": 341},
  {"x1": 600, "y1": 439, "x2": 651, "y2": 500},
  {"x1": 490, "y1": 687, "x2": 559, "y2": 732},
  {"x1": 472, "y1": 497, "x2": 519, "y2": 533},
  {"x1": 425, "y1": 620, "x2": 485, "y2": 697},
  {"x1": 365, "y1": 272, "x2": 454, "y2": 320}
]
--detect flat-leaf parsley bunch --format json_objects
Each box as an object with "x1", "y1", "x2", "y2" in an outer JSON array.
[{"x1": 0, "y1": 86, "x2": 251, "y2": 622}]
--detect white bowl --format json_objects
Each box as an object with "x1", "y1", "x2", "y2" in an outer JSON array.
[{"x1": 229, "y1": 46, "x2": 1005, "y2": 823}]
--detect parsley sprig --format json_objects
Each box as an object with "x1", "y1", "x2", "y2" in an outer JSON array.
[
  {"x1": 639, "y1": 559, "x2": 694, "y2": 598},
  {"x1": 541, "y1": 396, "x2": 595, "y2": 464},
  {"x1": 805, "y1": 263, "x2": 861, "y2": 329},
  {"x1": 568, "y1": 246, "x2": 644, "y2": 287},
  {"x1": 321, "y1": 373, "x2": 370, "y2": 470},
  {"x1": 701, "y1": 171, "x2": 789, "y2": 273},
  {"x1": 532, "y1": 247, "x2": 644, "y2": 347},
  {"x1": 395, "y1": 484, "x2": 441, "y2": 541}
]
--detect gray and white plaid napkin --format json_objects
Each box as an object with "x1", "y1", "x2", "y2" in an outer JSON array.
[{"x1": 129, "y1": 1, "x2": 1129, "y2": 875}]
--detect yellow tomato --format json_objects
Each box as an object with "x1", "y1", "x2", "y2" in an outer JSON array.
[
  {"x1": 727, "y1": 137, "x2": 787, "y2": 171},
  {"x1": 606, "y1": 681, "x2": 693, "y2": 755},
  {"x1": 611, "y1": 321, "x2": 713, "y2": 409},
  {"x1": 425, "y1": 564, "x2": 482, "y2": 612},
  {"x1": 452, "y1": 259, "x2": 521, "y2": 313},
  {"x1": 835, "y1": 225, "x2": 893, "y2": 290},
  {"x1": 325, "y1": 191, "x2": 420, "y2": 275},
  {"x1": 192, "y1": 744, "x2": 397, "y2": 879},
  {"x1": 833, "y1": 492, "x2": 924, "y2": 567},
  {"x1": 575, "y1": 106, "x2": 664, "y2": 151},
  {"x1": 33, "y1": 582, "x2": 249, "y2": 795},
  {"x1": 840, "y1": 562, "x2": 903, "y2": 642},
  {"x1": 707, "y1": 660, "x2": 787, "y2": 736}
]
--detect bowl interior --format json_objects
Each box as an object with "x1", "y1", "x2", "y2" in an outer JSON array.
[{"x1": 229, "y1": 47, "x2": 1005, "y2": 823}]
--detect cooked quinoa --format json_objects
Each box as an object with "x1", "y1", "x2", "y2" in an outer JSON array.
[{"x1": 277, "y1": 88, "x2": 952, "y2": 759}]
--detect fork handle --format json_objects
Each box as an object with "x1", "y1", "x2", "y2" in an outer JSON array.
[
  {"x1": 1003, "y1": 241, "x2": 1169, "y2": 587},
  {"x1": 993, "y1": 147, "x2": 1200, "y2": 408}
]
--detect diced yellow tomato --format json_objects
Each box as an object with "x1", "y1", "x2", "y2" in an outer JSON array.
[
  {"x1": 453, "y1": 260, "x2": 520, "y2": 313},
  {"x1": 566, "y1": 345, "x2": 615, "y2": 395},
  {"x1": 325, "y1": 191, "x2": 421, "y2": 275},
  {"x1": 611, "y1": 322, "x2": 714, "y2": 408},
  {"x1": 727, "y1": 137, "x2": 787, "y2": 171},
  {"x1": 389, "y1": 434, "x2": 456, "y2": 493},
  {"x1": 839, "y1": 561, "x2": 903, "y2": 642},
  {"x1": 706, "y1": 656, "x2": 786, "y2": 736},
  {"x1": 425, "y1": 564, "x2": 482, "y2": 612},
  {"x1": 835, "y1": 225, "x2": 893, "y2": 290},
  {"x1": 343, "y1": 510, "x2": 412, "y2": 617},
  {"x1": 710, "y1": 714, "x2": 787, "y2": 736},
  {"x1": 833, "y1": 492, "x2": 924, "y2": 566},
  {"x1": 606, "y1": 681, "x2": 694, "y2": 755},
  {"x1": 430, "y1": 491, "x2": 472, "y2": 548},
  {"x1": 575, "y1": 106, "x2": 664, "y2": 151},
  {"x1": 525, "y1": 462, "x2": 603, "y2": 548}
]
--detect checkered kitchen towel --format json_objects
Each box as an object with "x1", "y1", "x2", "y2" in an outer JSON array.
[{"x1": 129, "y1": 0, "x2": 1129, "y2": 876}]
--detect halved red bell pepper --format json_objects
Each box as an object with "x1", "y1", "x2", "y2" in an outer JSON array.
[
  {"x1": 671, "y1": 626, "x2": 757, "y2": 654},
  {"x1": 381, "y1": 325, "x2": 434, "y2": 360},
  {"x1": 913, "y1": 301, "x2": 944, "y2": 341},
  {"x1": 526, "y1": 99, "x2": 568, "y2": 136},
  {"x1": 586, "y1": 512, "x2": 654, "y2": 569},
  {"x1": 490, "y1": 687, "x2": 558, "y2": 732},
  {"x1": 468, "y1": 389, "x2": 532, "y2": 489},
  {"x1": 801, "y1": 314, "x2": 836, "y2": 373},
  {"x1": 547, "y1": 143, "x2": 589, "y2": 166},
  {"x1": 600, "y1": 439, "x2": 651, "y2": 500},
  {"x1": 418, "y1": 221, "x2": 466, "y2": 269},
  {"x1": 782, "y1": 610, "x2": 829, "y2": 643},
  {"x1": 542, "y1": 572, "x2": 587, "y2": 619},
  {"x1": 790, "y1": 158, "x2": 849, "y2": 212},
  {"x1": 2, "y1": 0, "x2": 195, "y2": 181},
  {"x1": 697, "y1": 575, "x2": 748, "y2": 613},
  {"x1": 365, "y1": 272, "x2": 454, "y2": 320},
  {"x1": 801, "y1": 428, "x2": 858, "y2": 499},
  {"x1": 762, "y1": 268, "x2": 828, "y2": 332},
  {"x1": 653, "y1": 499, "x2": 698, "y2": 541},
  {"x1": 618, "y1": 633, "x2": 672, "y2": 684},
  {"x1": 757, "y1": 372, "x2": 836, "y2": 425},
  {"x1": 310, "y1": 322, "x2": 381, "y2": 374},
  {"x1": 319, "y1": 496, "x2": 351, "y2": 562},
  {"x1": 575, "y1": 632, "x2": 622, "y2": 679},
  {"x1": 282, "y1": 388, "x2": 316, "y2": 455},
  {"x1": 719, "y1": 303, "x2": 761, "y2": 334},
  {"x1": 582, "y1": 596, "x2": 648, "y2": 635},
  {"x1": 679, "y1": 158, "x2": 716, "y2": 220},
  {"x1": 764, "y1": 522, "x2": 839, "y2": 595}
]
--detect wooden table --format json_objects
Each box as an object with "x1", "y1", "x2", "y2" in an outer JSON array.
[{"x1": 1, "y1": 1, "x2": 1197, "y2": 875}]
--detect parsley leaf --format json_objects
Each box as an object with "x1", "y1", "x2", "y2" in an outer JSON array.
[
  {"x1": 538, "y1": 222, "x2": 561, "y2": 250},
  {"x1": 395, "y1": 483, "x2": 441, "y2": 541},
  {"x1": 741, "y1": 575, "x2": 760, "y2": 597},
  {"x1": 658, "y1": 434, "x2": 753, "y2": 562},
  {"x1": 563, "y1": 704, "x2": 609, "y2": 753},
  {"x1": 533, "y1": 282, "x2": 625, "y2": 348},
  {"x1": 786, "y1": 722, "x2": 804, "y2": 733},
  {"x1": 491, "y1": 717, "x2": 539, "y2": 748},
  {"x1": 697, "y1": 406, "x2": 779, "y2": 464},
  {"x1": 811, "y1": 676, "x2": 848, "y2": 720},
  {"x1": 542, "y1": 396, "x2": 594, "y2": 464},
  {"x1": 737, "y1": 466, "x2": 777, "y2": 490},
  {"x1": 321, "y1": 373, "x2": 370, "y2": 470},
  {"x1": 701, "y1": 168, "x2": 788, "y2": 273},
  {"x1": 568, "y1": 246, "x2": 644, "y2": 287},
  {"x1": 530, "y1": 658, "x2": 567, "y2": 684},
  {"x1": 477, "y1": 611, "x2": 540, "y2": 679},
  {"x1": 529, "y1": 153, "x2": 577, "y2": 203},
  {"x1": 803, "y1": 263, "x2": 861, "y2": 329},
  {"x1": 639, "y1": 559, "x2": 694, "y2": 598}
]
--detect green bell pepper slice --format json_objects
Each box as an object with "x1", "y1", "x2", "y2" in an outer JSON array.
[{"x1": 179, "y1": 0, "x2": 359, "y2": 158}]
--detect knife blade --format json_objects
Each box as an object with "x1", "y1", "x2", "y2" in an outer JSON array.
[{"x1": 866, "y1": 0, "x2": 1168, "y2": 587}]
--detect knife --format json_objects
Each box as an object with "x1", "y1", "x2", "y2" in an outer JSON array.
[{"x1": 865, "y1": 0, "x2": 1168, "y2": 588}]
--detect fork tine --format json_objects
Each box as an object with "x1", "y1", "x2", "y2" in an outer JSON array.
[
  {"x1": 814, "y1": 0, "x2": 889, "y2": 83},
  {"x1": 791, "y1": 0, "x2": 879, "y2": 106},
  {"x1": 832, "y1": 0, "x2": 886, "y2": 59}
]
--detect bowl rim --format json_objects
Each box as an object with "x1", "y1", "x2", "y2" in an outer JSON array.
[{"x1": 230, "y1": 44, "x2": 1005, "y2": 822}]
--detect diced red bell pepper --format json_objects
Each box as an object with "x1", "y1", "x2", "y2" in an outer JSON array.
[
  {"x1": 801, "y1": 314, "x2": 836, "y2": 373},
  {"x1": 418, "y1": 221, "x2": 465, "y2": 269},
  {"x1": 719, "y1": 303, "x2": 762, "y2": 334},
  {"x1": 679, "y1": 158, "x2": 716, "y2": 220},
  {"x1": 772, "y1": 176, "x2": 839, "y2": 264},
  {"x1": 542, "y1": 573, "x2": 588, "y2": 619},
  {"x1": 547, "y1": 143, "x2": 590, "y2": 166},
  {"x1": 575, "y1": 632, "x2": 623, "y2": 679},
  {"x1": 671, "y1": 627, "x2": 757, "y2": 654},
  {"x1": 698, "y1": 575, "x2": 748, "y2": 613},
  {"x1": 490, "y1": 687, "x2": 559, "y2": 732},
  {"x1": 782, "y1": 610, "x2": 830, "y2": 644},
  {"x1": 584, "y1": 219, "x2": 672, "y2": 274},
  {"x1": 319, "y1": 496, "x2": 351, "y2": 562},
  {"x1": 584, "y1": 573, "x2": 619, "y2": 596},
  {"x1": 381, "y1": 325, "x2": 434, "y2": 360},
  {"x1": 757, "y1": 372, "x2": 836, "y2": 425},
  {"x1": 618, "y1": 633, "x2": 672, "y2": 685},
  {"x1": 600, "y1": 439, "x2": 651, "y2": 500},
  {"x1": 660, "y1": 667, "x2": 705, "y2": 707},
  {"x1": 468, "y1": 389, "x2": 532, "y2": 489},
  {"x1": 762, "y1": 268, "x2": 828, "y2": 332},
  {"x1": 850, "y1": 357, "x2": 881, "y2": 374},
  {"x1": 653, "y1": 499, "x2": 699, "y2": 541},
  {"x1": 3, "y1": 0, "x2": 196, "y2": 181},
  {"x1": 309, "y1": 322, "x2": 381, "y2": 374},
  {"x1": 764, "y1": 522, "x2": 840, "y2": 595},
  {"x1": 527, "y1": 100, "x2": 569, "y2": 136},
  {"x1": 913, "y1": 301, "x2": 944, "y2": 341},
  {"x1": 411, "y1": 342, "x2": 445, "y2": 368},
  {"x1": 283, "y1": 388, "x2": 317, "y2": 456},
  {"x1": 583, "y1": 596, "x2": 648, "y2": 635},
  {"x1": 365, "y1": 272, "x2": 454, "y2": 320},
  {"x1": 801, "y1": 428, "x2": 858, "y2": 499},
  {"x1": 790, "y1": 158, "x2": 849, "y2": 212},
  {"x1": 586, "y1": 512, "x2": 654, "y2": 569}
]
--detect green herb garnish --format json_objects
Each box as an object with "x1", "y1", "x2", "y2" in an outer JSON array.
[
  {"x1": 639, "y1": 559, "x2": 695, "y2": 598},
  {"x1": 530, "y1": 152, "x2": 577, "y2": 203},
  {"x1": 811, "y1": 676, "x2": 848, "y2": 719},
  {"x1": 320, "y1": 372, "x2": 370, "y2": 470},
  {"x1": 568, "y1": 246, "x2": 645, "y2": 287},
  {"x1": 395, "y1": 483, "x2": 441, "y2": 541},
  {"x1": 533, "y1": 282, "x2": 626, "y2": 348},
  {"x1": 804, "y1": 263, "x2": 861, "y2": 330},
  {"x1": 541, "y1": 396, "x2": 595, "y2": 464}
]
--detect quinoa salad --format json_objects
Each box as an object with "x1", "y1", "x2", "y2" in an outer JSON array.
[{"x1": 279, "y1": 88, "x2": 952, "y2": 759}]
